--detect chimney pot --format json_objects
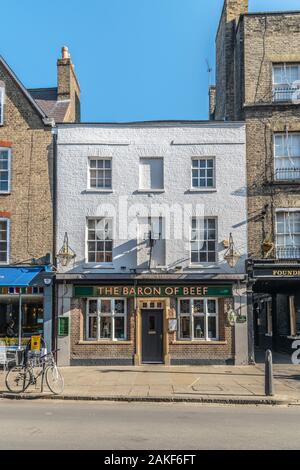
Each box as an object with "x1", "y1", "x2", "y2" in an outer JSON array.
[{"x1": 62, "y1": 46, "x2": 71, "y2": 60}]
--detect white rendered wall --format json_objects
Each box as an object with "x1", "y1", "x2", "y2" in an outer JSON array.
[{"x1": 56, "y1": 123, "x2": 247, "y2": 276}]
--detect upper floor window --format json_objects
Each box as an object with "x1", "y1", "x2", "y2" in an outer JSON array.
[
  {"x1": 87, "y1": 218, "x2": 113, "y2": 264},
  {"x1": 0, "y1": 219, "x2": 9, "y2": 264},
  {"x1": 89, "y1": 158, "x2": 112, "y2": 190},
  {"x1": 139, "y1": 157, "x2": 164, "y2": 191},
  {"x1": 0, "y1": 148, "x2": 11, "y2": 193},
  {"x1": 274, "y1": 134, "x2": 300, "y2": 181},
  {"x1": 276, "y1": 211, "x2": 300, "y2": 260},
  {"x1": 0, "y1": 86, "x2": 4, "y2": 125},
  {"x1": 86, "y1": 298, "x2": 127, "y2": 341},
  {"x1": 191, "y1": 217, "x2": 217, "y2": 264},
  {"x1": 178, "y1": 298, "x2": 218, "y2": 341},
  {"x1": 192, "y1": 158, "x2": 215, "y2": 189},
  {"x1": 273, "y1": 64, "x2": 300, "y2": 102}
]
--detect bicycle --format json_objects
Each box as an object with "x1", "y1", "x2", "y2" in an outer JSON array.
[{"x1": 5, "y1": 349, "x2": 64, "y2": 395}]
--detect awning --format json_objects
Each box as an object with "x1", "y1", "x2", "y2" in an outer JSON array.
[{"x1": 0, "y1": 267, "x2": 43, "y2": 287}]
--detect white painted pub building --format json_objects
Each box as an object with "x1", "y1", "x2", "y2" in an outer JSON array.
[{"x1": 54, "y1": 121, "x2": 248, "y2": 366}]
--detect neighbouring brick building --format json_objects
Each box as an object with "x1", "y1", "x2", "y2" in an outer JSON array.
[
  {"x1": 0, "y1": 47, "x2": 80, "y2": 350},
  {"x1": 211, "y1": 0, "x2": 300, "y2": 359},
  {"x1": 55, "y1": 122, "x2": 248, "y2": 366}
]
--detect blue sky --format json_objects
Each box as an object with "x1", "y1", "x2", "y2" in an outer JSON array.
[{"x1": 1, "y1": 0, "x2": 299, "y2": 121}]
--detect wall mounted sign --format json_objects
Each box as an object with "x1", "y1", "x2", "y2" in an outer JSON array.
[
  {"x1": 168, "y1": 319, "x2": 178, "y2": 332},
  {"x1": 0, "y1": 287, "x2": 44, "y2": 295},
  {"x1": 74, "y1": 285, "x2": 233, "y2": 298},
  {"x1": 58, "y1": 317, "x2": 69, "y2": 337},
  {"x1": 253, "y1": 268, "x2": 300, "y2": 279}
]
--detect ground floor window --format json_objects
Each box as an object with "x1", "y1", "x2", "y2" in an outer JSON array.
[
  {"x1": 178, "y1": 298, "x2": 218, "y2": 341},
  {"x1": 0, "y1": 298, "x2": 44, "y2": 339},
  {"x1": 86, "y1": 298, "x2": 127, "y2": 341}
]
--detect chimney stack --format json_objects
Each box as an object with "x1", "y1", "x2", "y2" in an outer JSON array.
[{"x1": 57, "y1": 46, "x2": 81, "y2": 122}]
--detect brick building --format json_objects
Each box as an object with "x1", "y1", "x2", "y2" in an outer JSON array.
[
  {"x1": 0, "y1": 47, "x2": 80, "y2": 350},
  {"x1": 211, "y1": 0, "x2": 300, "y2": 359}
]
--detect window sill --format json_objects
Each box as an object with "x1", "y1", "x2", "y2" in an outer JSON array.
[
  {"x1": 187, "y1": 188, "x2": 217, "y2": 193},
  {"x1": 83, "y1": 189, "x2": 114, "y2": 194},
  {"x1": 272, "y1": 180, "x2": 300, "y2": 186},
  {"x1": 78, "y1": 340, "x2": 132, "y2": 345},
  {"x1": 171, "y1": 340, "x2": 227, "y2": 345},
  {"x1": 0, "y1": 192, "x2": 11, "y2": 195},
  {"x1": 136, "y1": 189, "x2": 165, "y2": 194},
  {"x1": 187, "y1": 264, "x2": 220, "y2": 269},
  {"x1": 83, "y1": 263, "x2": 114, "y2": 269}
]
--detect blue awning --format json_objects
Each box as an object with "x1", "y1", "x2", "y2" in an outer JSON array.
[{"x1": 0, "y1": 267, "x2": 43, "y2": 287}]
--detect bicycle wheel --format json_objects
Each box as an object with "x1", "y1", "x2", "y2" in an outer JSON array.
[
  {"x1": 5, "y1": 367, "x2": 31, "y2": 393},
  {"x1": 45, "y1": 365, "x2": 64, "y2": 395}
]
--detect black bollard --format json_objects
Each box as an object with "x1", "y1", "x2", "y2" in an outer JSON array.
[{"x1": 265, "y1": 349, "x2": 274, "y2": 396}]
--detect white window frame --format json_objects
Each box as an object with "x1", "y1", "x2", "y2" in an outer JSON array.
[
  {"x1": 0, "y1": 218, "x2": 9, "y2": 265},
  {"x1": 190, "y1": 217, "x2": 218, "y2": 265},
  {"x1": 0, "y1": 87, "x2": 5, "y2": 125},
  {"x1": 86, "y1": 298, "x2": 127, "y2": 342},
  {"x1": 274, "y1": 133, "x2": 300, "y2": 181},
  {"x1": 178, "y1": 298, "x2": 219, "y2": 341},
  {"x1": 86, "y1": 217, "x2": 113, "y2": 265},
  {"x1": 191, "y1": 157, "x2": 216, "y2": 190},
  {"x1": 88, "y1": 157, "x2": 112, "y2": 191},
  {"x1": 139, "y1": 157, "x2": 164, "y2": 192},
  {"x1": 275, "y1": 209, "x2": 300, "y2": 260},
  {"x1": 0, "y1": 147, "x2": 11, "y2": 194}
]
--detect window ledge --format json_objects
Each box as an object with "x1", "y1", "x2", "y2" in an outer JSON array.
[
  {"x1": 171, "y1": 340, "x2": 227, "y2": 345},
  {"x1": 136, "y1": 189, "x2": 165, "y2": 194},
  {"x1": 78, "y1": 340, "x2": 132, "y2": 345},
  {"x1": 187, "y1": 188, "x2": 217, "y2": 193},
  {"x1": 187, "y1": 264, "x2": 220, "y2": 270},
  {"x1": 83, "y1": 189, "x2": 114, "y2": 194},
  {"x1": 272, "y1": 180, "x2": 300, "y2": 186},
  {"x1": 0, "y1": 192, "x2": 11, "y2": 195},
  {"x1": 83, "y1": 263, "x2": 114, "y2": 269}
]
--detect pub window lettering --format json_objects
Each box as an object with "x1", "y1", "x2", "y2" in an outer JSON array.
[
  {"x1": 178, "y1": 298, "x2": 219, "y2": 341},
  {"x1": 86, "y1": 298, "x2": 127, "y2": 341}
]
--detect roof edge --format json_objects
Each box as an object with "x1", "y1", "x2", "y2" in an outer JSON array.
[{"x1": 0, "y1": 56, "x2": 49, "y2": 122}]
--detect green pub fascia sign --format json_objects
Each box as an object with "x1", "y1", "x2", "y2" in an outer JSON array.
[{"x1": 74, "y1": 285, "x2": 232, "y2": 298}]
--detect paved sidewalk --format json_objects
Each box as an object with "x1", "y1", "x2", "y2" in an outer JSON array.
[{"x1": 1, "y1": 363, "x2": 300, "y2": 405}]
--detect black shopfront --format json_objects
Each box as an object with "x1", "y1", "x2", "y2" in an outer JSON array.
[{"x1": 247, "y1": 260, "x2": 300, "y2": 355}]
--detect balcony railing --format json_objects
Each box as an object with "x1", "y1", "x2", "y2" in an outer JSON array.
[
  {"x1": 276, "y1": 246, "x2": 300, "y2": 260},
  {"x1": 275, "y1": 167, "x2": 300, "y2": 182},
  {"x1": 273, "y1": 86, "x2": 300, "y2": 102}
]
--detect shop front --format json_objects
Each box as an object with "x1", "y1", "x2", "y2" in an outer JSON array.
[
  {"x1": 56, "y1": 276, "x2": 248, "y2": 366},
  {"x1": 0, "y1": 266, "x2": 54, "y2": 350},
  {"x1": 247, "y1": 260, "x2": 300, "y2": 356}
]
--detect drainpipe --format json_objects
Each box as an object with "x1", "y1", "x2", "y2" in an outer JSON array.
[{"x1": 52, "y1": 128, "x2": 58, "y2": 353}]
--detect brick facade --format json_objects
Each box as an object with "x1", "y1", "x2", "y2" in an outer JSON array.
[
  {"x1": 0, "y1": 61, "x2": 53, "y2": 263},
  {"x1": 68, "y1": 296, "x2": 235, "y2": 366},
  {"x1": 213, "y1": 2, "x2": 300, "y2": 259}
]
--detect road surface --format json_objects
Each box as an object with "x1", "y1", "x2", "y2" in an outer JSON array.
[{"x1": 0, "y1": 400, "x2": 299, "y2": 450}]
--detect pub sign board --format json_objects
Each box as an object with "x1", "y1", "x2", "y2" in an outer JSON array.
[
  {"x1": 74, "y1": 285, "x2": 233, "y2": 298},
  {"x1": 253, "y1": 268, "x2": 300, "y2": 279}
]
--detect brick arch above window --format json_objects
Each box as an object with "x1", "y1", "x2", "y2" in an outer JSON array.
[{"x1": 0, "y1": 141, "x2": 12, "y2": 148}]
